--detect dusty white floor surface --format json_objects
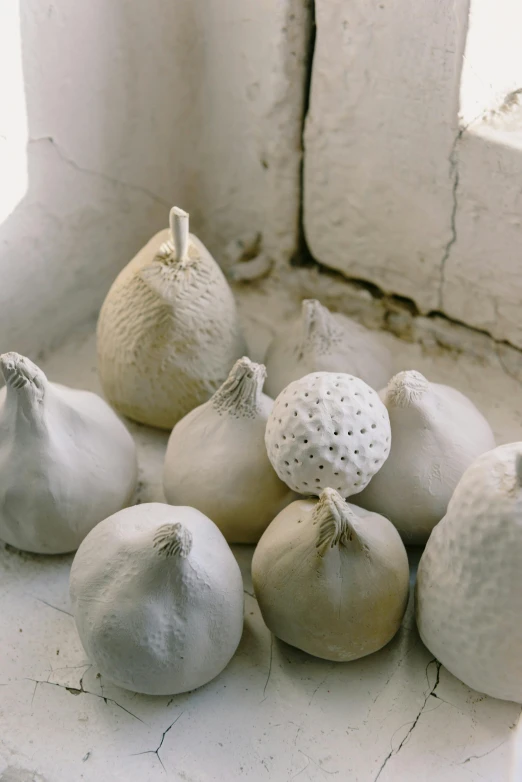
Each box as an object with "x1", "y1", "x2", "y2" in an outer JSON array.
[{"x1": 1, "y1": 282, "x2": 522, "y2": 782}]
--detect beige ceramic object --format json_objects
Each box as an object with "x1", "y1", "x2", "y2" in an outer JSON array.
[
  {"x1": 70, "y1": 503, "x2": 244, "y2": 695},
  {"x1": 416, "y1": 442, "x2": 522, "y2": 702},
  {"x1": 97, "y1": 207, "x2": 247, "y2": 429},
  {"x1": 0, "y1": 352, "x2": 137, "y2": 554},
  {"x1": 163, "y1": 357, "x2": 295, "y2": 543},
  {"x1": 252, "y1": 488, "x2": 409, "y2": 661},
  {"x1": 265, "y1": 372, "x2": 391, "y2": 497},
  {"x1": 355, "y1": 370, "x2": 495, "y2": 544},
  {"x1": 264, "y1": 299, "x2": 392, "y2": 397}
]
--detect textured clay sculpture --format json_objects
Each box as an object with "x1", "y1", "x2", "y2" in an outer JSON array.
[
  {"x1": 252, "y1": 488, "x2": 409, "y2": 661},
  {"x1": 70, "y1": 503, "x2": 244, "y2": 695},
  {"x1": 264, "y1": 299, "x2": 392, "y2": 398},
  {"x1": 163, "y1": 357, "x2": 295, "y2": 543},
  {"x1": 355, "y1": 370, "x2": 495, "y2": 544},
  {"x1": 416, "y1": 443, "x2": 522, "y2": 702},
  {"x1": 0, "y1": 352, "x2": 137, "y2": 554},
  {"x1": 265, "y1": 372, "x2": 391, "y2": 497},
  {"x1": 97, "y1": 207, "x2": 247, "y2": 429}
]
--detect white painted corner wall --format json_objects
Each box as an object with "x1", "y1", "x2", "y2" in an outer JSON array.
[
  {"x1": 0, "y1": 0, "x2": 309, "y2": 355},
  {"x1": 2, "y1": 0, "x2": 522, "y2": 355}
]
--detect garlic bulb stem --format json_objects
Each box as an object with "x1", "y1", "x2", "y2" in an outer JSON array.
[
  {"x1": 314, "y1": 488, "x2": 360, "y2": 555},
  {"x1": 170, "y1": 206, "x2": 190, "y2": 261}
]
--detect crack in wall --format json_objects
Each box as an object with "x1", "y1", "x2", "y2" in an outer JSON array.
[
  {"x1": 28, "y1": 136, "x2": 171, "y2": 209},
  {"x1": 438, "y1": 128, "x2": 463, "y2": 310}
]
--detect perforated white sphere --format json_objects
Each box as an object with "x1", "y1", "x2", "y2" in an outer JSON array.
[{"x1": 265, "y1": 372, "x2": 391, "y2": 497}]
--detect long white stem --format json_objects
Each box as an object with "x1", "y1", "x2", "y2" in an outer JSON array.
[{"x1": 169, "y1": 206, "x2": 190, "y2": 261}]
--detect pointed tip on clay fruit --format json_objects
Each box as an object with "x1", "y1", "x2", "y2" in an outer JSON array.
[
  {"x1": 153, "y1": 522, "x2": 193, "y2": 558},
  {"x1": 169, "y1": 206, "x2": 190, "y2": 262},
  {"x1": 314, "y1": 488, "x2": 359, "y2": 556},
  {"x1": 212, "y1": 356, "x2": 267, "y2": 415},
  {"x1": 386, "y1": 370, "x2": 429, "y2": 408},
  {"x1": 0, "y1": 352, "x2": 45, "y2": 390},
  {"x1": 300, "y1": 299, "x2": 332, "y2": 347}
]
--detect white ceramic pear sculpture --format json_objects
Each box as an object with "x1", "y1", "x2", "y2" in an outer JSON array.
[
  {"x1": 355, "y1": 370, "x2": 495, "y2": 544},
  {"x1": 416, "y1": 443, "x2": 522, "y2": 702},
  {"x1": 97, "y1": 207, "x2": 247, "y2": 429},
  {"x1": 0, "y1": 352, "x2": 137, "y2": 554},
  {"x1": 252, "y1": 488, "x2": 409, "y2": 661},
  {"x1": 264, "y1": 299, "x2": 392, "y2": 398},
  {"x1": 70, "y1": 503, "x2": 244, "y2": 695},
  {"x1": 163, "y1": 357, "x2": 295, "y2": 543}
]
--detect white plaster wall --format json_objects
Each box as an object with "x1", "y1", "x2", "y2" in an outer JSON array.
[
  {"x1": 303, "y1": 0, "x2": 470, "y2": 314},
  {"x1": 0, "y1": 0, "x2": 309, "y2": 355},
  {"x1": 303, "y1": 0, "x2": 522, "y2": 350}
]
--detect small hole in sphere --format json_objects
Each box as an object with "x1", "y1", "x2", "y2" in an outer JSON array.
[
  {"x1": 287, "y1": 471, "x2": 291, "y2": 475},
  {"x1": 340, "y1": 456, "x2": 345, "y2": 461},
  {"x1": 285, "y1": 461, "x2": 289, "y2": 466},
  {"x1": 319, "y1": 465, "x2": 324, "y2": 470},
  {"x1": 305, "y1": 393, "x2": 308, "y2": 397},
  {"x1": 357, "y1": 471, "x2": 361, "y2": 476},
  {"x1": 334, "y1": 431, "x2": 338, "y2": 436},
  {"x1": 348, "y1": 431, "x2": 353, "y2": 436},
  {"x1": 337, "y1": 487, "x2": 342, "y2": 491},
  {"x1": 304, "y1": 439, "x2": 308, "y2": 444},
  {"x1": 315, "y1": 478, "x2": 320, "y2": 483},
  {"x1": 282, "y1": 435, "x2": 286, "y2": 440},
  {"x1": 355, "y1": 482, "x2": 360, "y2": 487},
  {"x1": 309, "y1": 454, "x2": 314, "y2": 459},
  {"x1": 361, "y1": 428, "x2": 367, "y2": 434},
  {"x1": 303, "y1": 481, "x2": 308, "y2": 486},
  {"x1": 316, "y1": 399, "x2": 320, "y2": 404},
  {"x1": 317, "y1": 427, "x2": 320, "y2": 431},
  {"x1": 354, "y1": 392, "x2": 359, "y2": 396},
  {"x1": 334, "y1": 472, "x2": 339, "y2": 476},
  {"x1": 341, "y1": 397, "x2": 344, "y2": 402},
  {"x1": 326, "y1": 391, "x2": 330, "y2": 395},
  {"x1": 309, "y1": 413, "x2": 313, "y2": 419},
  {"x1": 370, "y1": 403, "x2": 374, "y2": 408},
  {"x1": 354, "y1": 450, "x2": 359, "y2": 454},
  {"x1": 371, "y1": 424, "x2": 376, "y2": 429},
  {"x1": 329, "y1": 446, "x2": 333, "y2": 451},
  {"x1": 369, "y1": 443, "x2": 373, "y2": 448},
  {"x1": 357, "y1": 410, "x2": 361, "y2": 415},
  {"x1": 275, "y1": 444, "x2": 279, "y2": 449},
  {"x1": 285, "y1": 403, "x2": 288, "y2": 407},
  {"x1": 294, "y1": 458, "x2": 299, "y2": 463},
  {"x1": 279, "y1": 419, "x2": 282, "y2": 424},
  {"x1": 375, "y1": 459, "x2": 379, "y2": 464},
  {"x1": 386, "y1": 436, "x2": 390, "y2": 442},
  {"x1": 335, "y1": 383, "x2": 339, "y2": 388},
  {"x1": 294, "y1": 411, "x2": 298, "y2": 417}
]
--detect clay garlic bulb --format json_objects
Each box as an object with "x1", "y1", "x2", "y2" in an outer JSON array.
[
  {"x1": 97, "y1": 207, "x2": 247, "y2": 429},
  {"x1": 252, "y1": 488, "x2": 409, "y2": 661},
  {"x1": 416, "y1": 443, "x2": 522, "y2": 703},
  {"x1": 264, "y1": 299, "x2": 392, "y2": 397},
  {"x1": 265, "y1": 372, "x2": 391, "y2": 497},
  {"x1": 163, "y1": 357, "x2": 295, "y2": 543},
  {"x1": 70, "y1": 503, "x2": 244, "y2": 695},
  {"x1": 0, "y1": 352, "x2": 138, "y2": 554},
  {"x1": 355, "y1": 370, "x2": 495, "y2": 544}
]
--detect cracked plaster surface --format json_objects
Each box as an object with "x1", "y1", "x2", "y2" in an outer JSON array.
[{"x1": 0, "y1": 283, "x2": 520, "y2": 782}]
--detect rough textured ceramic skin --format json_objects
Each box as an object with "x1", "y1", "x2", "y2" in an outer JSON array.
[
  {"x1": 252, "y1": 489, "x2": 409, "y2": 661},
  {"x1": 265, "y1": 372, "x2": 391, "y2": 497},
  {"x1": 416, "y1": 443, "x2": 522, "y2": 702},
  {"x1": 70, "y1": 503, "x2": 244, "y2": 696},
  {"x1": 0, "y1": 352, "x2": 138, "y2": 554},
  {"x1": 355, "y1": 370, "x2": 496, "y2": 544},
  {"x1": 264, "y1": 299, "x2": 392, "y2": 398},
  {"x1": 97, "y1": 209, "x2": 247, "y2": 430},
  {"x1": 163, "y1": 357, "x2": 295, "y2": 543}
]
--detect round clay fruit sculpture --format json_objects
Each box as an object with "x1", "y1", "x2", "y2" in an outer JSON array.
[
  {"x1": 264, "y1": 299, "x2": 392, "y2": 397},
  {"x1": 416, "y1": 442, "x2": 522, "y2": 702},
  {"x1": 265, "y1": 372, "x2": 391, "y2": 497},
  {"x1": 0, "y1": 352, "x2": 137, "y2": 554},
  {"x1": 70, "y1": 503, "x2": 244, "y2": 695},
  {"x1": 252, "y1": 488, "x2": 409, "y2": 661},
  {"x1": 355, "y1": 370, "x2": 495, "y2": 544},
  {"x1": 97, "y1": 206, "x2": 247, "y2": 429},
  {"x1": 163, "y1": 357, "x2": 295, "y2": 543}
]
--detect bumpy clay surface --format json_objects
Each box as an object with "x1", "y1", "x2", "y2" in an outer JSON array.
[
  {"x1": 416, "y1": 443, "x2": 522, "y2": 702},
  {"x1": 0, "y1": 352, "x2": 137, "y2": 554},
  {"x1": 97, "y1": 208, "x2": 247, "y2": 429},
  {"x1": 163, "y1": 357, "x2": 295, "y2": 543},
  {"x1": 355, "y1": 370, "x2": 496, "y2": 543},
  {"x1": 265, "y1": 372, "x2": 391, "y2": 497},
  {"x1": 70, "y1": 503, "x2": 244, "y2": 695},
  {"x1": 264, "y1": 299, "x2": 392, "y2": 397},
  {"x1": 252, "y1": 489, "x2": 409, "y2": 661}
]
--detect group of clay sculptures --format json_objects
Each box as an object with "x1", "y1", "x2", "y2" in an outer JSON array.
[{"x1": 0, "y1": 206, "x2": 520, "y2": 708}]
